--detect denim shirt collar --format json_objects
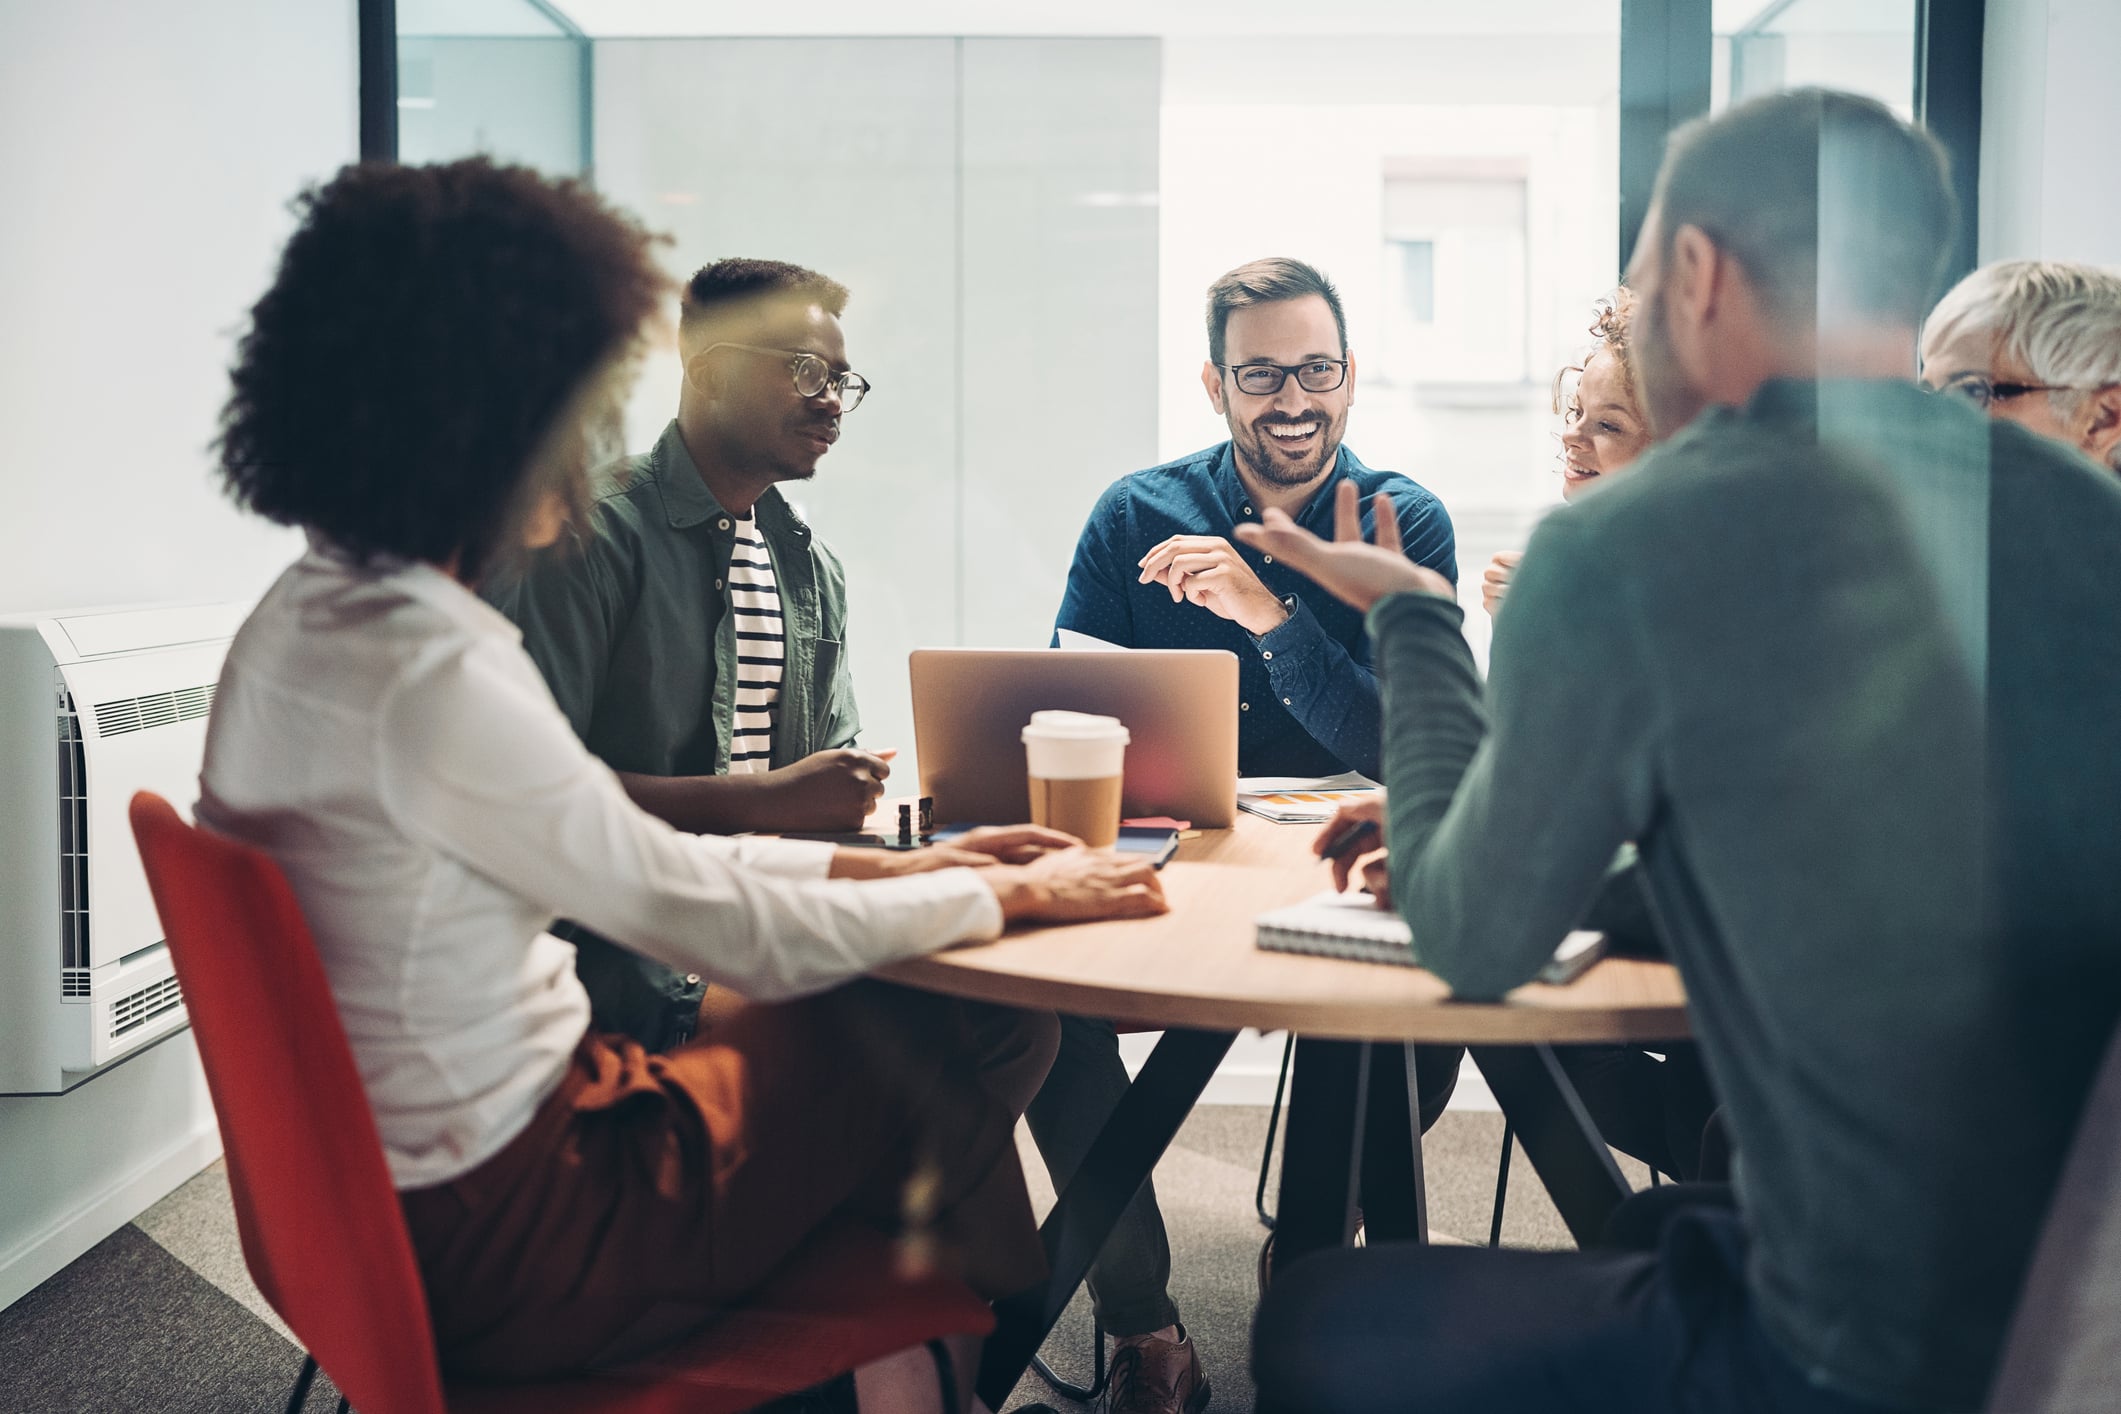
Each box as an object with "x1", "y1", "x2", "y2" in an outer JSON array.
[
  {"x1": 646, "y1": 420, "x2": 812, "y2": 544},
  {"x1": 1211, "y1": 440, "x2": 1367, "y2": 527}
]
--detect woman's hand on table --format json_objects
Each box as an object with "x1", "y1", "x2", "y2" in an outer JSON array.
[
  {"x1": 985, "y1": 847, "x2": 1170, "y2": 924},
  {"x1": 829, "y1": 825, "x2": 1079, "y2": 879},
  {"x1": 940, "y1": 824, "x2": 1080, "y2": 864}
]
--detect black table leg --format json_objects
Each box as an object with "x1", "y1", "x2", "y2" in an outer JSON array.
[
  {"x1": 1355, "y1": 1042, "x2": 1428, "y2": 1243},
  {"x1": 976, "y1": 1026, "x2": 1236, "y2": 1410},
  {"x1": 1266, "y1": 1037, "x2": 1370, "y2": 1275},
  {"x1": 1469, "y1": 1043, "x2": 1630, "y2": 1248}
]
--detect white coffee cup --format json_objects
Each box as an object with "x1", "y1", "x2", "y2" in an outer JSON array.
[{"x1": 1021, "y1": 711, "x2": 1129, "y2": 847}]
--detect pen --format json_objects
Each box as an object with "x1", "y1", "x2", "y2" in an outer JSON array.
[{"x1": 1317, "y1": 817, "x2": 1379, "y2": 865}]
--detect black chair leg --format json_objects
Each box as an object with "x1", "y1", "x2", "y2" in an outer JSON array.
[
  {"x1": 282, "y1": 1354, "x2": 320, "y2": 1414},
  {"x1": 1029, "y1": 1312, "x2": 1108, "y2": 1402},
  {"x1": 1254, "y1": 1032, "x2": 1296, "y2": 1230},
  {"x1": 928, "y1": 1339, "x2": 962, "y2": 1414},
  {"x1": 1488, "y1": 1121, "x2": 1513, "y2": 1248}
]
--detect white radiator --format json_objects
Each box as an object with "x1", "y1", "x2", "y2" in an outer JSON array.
[{"x1": 0, "y1": 603, "x2": 244, "y2": 1094}]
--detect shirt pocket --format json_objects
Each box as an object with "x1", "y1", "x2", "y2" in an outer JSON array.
[{"x1": 808, "y1": 634, "x2": 845, "y2": 693}]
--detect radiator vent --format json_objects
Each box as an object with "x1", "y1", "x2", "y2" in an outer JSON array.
[
  {"x1": 57, "y1": 686, "x2": 89, "y2": 970},
  {"x1": 62, "y1": 969, "x2": 92, "y2": 998},
  {"x1": 93, "y1": 683, "x2": 216, "y2": 739},
  {"x1": 111, "y1": 974, "x2": 183, "y2": 1039}
]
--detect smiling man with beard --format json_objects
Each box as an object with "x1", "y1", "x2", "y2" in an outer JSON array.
[
  {"x1": 491, "y1": 258, "x2": 898, "y2": 1050},
  {"x1": 1042, "y1": 260, "x2": 1458, "y2": 1414},
  {"x1": 1055, "y1": 257, "x2": 1456, "y2": 782}
]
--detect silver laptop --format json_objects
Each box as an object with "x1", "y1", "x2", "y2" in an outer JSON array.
[{"x1": 909, "y1": 648, "x2": 1239, "y2": 829}]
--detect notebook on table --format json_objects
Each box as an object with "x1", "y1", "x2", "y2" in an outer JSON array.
[{"x1": 1255, "y1": 890, "x2": 1607, "y2": 985}]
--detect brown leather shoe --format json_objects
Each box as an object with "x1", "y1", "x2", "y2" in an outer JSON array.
[{"x1": 1101, "y1": 1327, "x2": 1210, "y2": 1414}]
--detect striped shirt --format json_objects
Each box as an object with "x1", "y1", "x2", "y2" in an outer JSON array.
[{"x1": 727, "y1": 512, "x2": 783, "y2": 774}]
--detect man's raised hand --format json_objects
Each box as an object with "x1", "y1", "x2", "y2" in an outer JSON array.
[{"x1": 1234, "y1": 480, "x2": 1452, "y2": 614}]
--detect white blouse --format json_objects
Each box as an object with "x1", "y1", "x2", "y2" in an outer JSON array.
[{"x1": 197, "y1": 541, "x2": 1002, "y2": 1189}]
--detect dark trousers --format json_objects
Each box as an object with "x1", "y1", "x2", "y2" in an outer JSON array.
[
  {"x1": 1252, "y1": 1196, "x2": 1907, "y2": 1414},
  {"x1": 1023, "y1": 1016, "x2": 1462, "y2": 1337},
  {"x1": 1554, "y1": 1041, "x2": 1720, "y2": 1180},
  {"x1": 1021, "y1": 1013, "x2": 1182, "y2": 1337}
]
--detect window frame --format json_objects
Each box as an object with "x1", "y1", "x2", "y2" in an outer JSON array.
[
  {"x1": 360, "y1": 0, "x2": 592, "y2": 175},
  {"x1": 1616, "y1": 0, "x2": 1981, "y2": 283}
]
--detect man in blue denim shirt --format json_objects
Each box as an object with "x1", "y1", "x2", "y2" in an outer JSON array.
[
  {"x1": 1039, "y1": 260, "x2": 1460, "y2": 1412},
  {"x1": 1055, "y1": 258, "x2": 1456, "y2": 779}
]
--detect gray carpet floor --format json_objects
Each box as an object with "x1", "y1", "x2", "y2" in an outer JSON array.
[{"x1": 1, "y1": 1105, "x2": 1643, "y2": 1413}]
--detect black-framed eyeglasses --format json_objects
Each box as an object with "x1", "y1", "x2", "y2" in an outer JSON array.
[
  {"x1": 1932, "y1": 372, "x2": 2084, "y2": 411},
  {"x1": 704, "y1": 342, "x2": 872, "y2": 411},
  {"x1": 1216, "y1": 359, "x2": 1348, "y2": 397}
]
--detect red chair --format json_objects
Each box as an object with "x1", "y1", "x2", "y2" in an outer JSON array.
[{"x1": 129, "y1": 791, "x2": 994, "y2": 1414}]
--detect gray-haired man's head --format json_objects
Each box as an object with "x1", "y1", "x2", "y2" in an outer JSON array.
[{"x1": 1624, "y1": 89, "x2": 1956, "y2": 438}]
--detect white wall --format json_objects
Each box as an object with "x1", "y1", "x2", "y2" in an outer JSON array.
[
  {"x1": 1980, "y1": 0, "x2": 2121, "y2": 267},
  {"x1": 0, "y1": 0, "x2": 356, "y2": 1311}
]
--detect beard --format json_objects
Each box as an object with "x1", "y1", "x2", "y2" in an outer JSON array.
[
  {"x1": 1633, "y1": 282, "x2": 1707, "y2": 443},
  {"x1": 1232, "y1": 410, "x2": 1344, "y2": 488}
]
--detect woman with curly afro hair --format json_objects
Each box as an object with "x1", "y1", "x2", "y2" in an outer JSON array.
[{"x1": 198, "y1": 157, "x2": 1166, "y2": 1407}]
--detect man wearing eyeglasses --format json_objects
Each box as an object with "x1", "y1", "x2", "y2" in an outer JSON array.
[
  {"x1": 491, "y1": 258, "x2": 909, "y2": 1050},
  {"x1": 1042, "y1": 259, "x2": 1459, "y2": 1414},
  {"x1": 1921, "y1": 259, "x2": 2121, "y2": 473},
  {"x1": 1055, "y1": 256, "x2": 1456, "y2": 781}
]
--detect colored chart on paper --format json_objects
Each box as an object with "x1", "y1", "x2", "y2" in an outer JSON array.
[{"x1": 1235, "y1": 772, "x2": 1379, "y2": 824}]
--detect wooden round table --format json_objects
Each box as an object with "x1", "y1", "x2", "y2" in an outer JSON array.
[
  {"x1": 879, "y1": 811, "x2": 1690, "y2": 1044},
  {"x1": 875, "y1": 810, "x2": 1692, "y2": 1406}
]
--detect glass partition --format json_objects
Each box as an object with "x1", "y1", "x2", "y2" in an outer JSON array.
[
  {"x1": 397, "y1": 0, "x2": 588, "y2": 175},
  {"x1": 1713, "y1": 0, "x2": 1918, "y2": 117}
]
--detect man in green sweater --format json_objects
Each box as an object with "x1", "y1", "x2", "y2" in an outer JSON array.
[{"x1": 1243, "y1": 90, "x2": 2121, "y2": 1414}]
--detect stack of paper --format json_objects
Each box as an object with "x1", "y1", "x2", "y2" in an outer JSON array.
[{"x1": 1236, "y1": 772, "x2": 1379, "y2": 824}]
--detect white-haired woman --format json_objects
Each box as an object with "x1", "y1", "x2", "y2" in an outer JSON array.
[{"x1": 1923, "y1": 259, "x2": 2121, "y2": 472}]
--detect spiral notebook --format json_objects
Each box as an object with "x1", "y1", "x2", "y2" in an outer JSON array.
[{"x1": 1255, "y1": 891, "x2": 1608, "y2": 985}]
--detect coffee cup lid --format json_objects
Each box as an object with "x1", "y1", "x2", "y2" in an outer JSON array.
[{"x1": 1022, "y1": 709, "x2": 1129, "y2": 744}]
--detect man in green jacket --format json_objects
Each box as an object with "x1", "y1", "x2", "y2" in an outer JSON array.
[
  {"x1": 492, "y1": 258, "x2": 896, "y2": 1047},
  {"x1": 1243, "y1": 90, "x2": 2121, "y2": 1414}
]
